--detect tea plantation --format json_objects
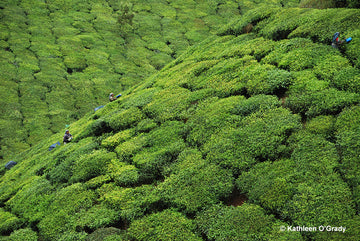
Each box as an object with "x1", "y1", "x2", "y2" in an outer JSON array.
[{"x1": 1, "y1": 0, "x2": 360, "y2": 240}]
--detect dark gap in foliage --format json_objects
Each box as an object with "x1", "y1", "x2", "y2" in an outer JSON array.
[
  {"x1": 274, "y1": 87, "x2": 288, "y2": 99},
  {"x1": 242, "y1": 23, "x2": 253, "y2": 34},
  {"x1": 224, "y1": 188, "x2": 248, "y2": 207},
  {"x1": 35, "y1": 167, "x2": 46, "y2": 176},
  {"x1": 111, "y1": 219, "x2": 129, "y2": 230},
  {"x1": 91, "y1": 119, "x2": 113, "y2": 137},
  {"x1": 30, "y1": 220, "x2": 40, "y2": 233},
  {"x1": 179, "y1": 82, "x2": 194, "y2": 91},
  {"x1": 76, "y1": 225, "x2": 93, "y2": 234},
  {"x1": 300, "y1": 113, "x2": 307, "y2": 127},
  {"x1": 272, "y1": 29, "x2": 294, "y2": 41}
]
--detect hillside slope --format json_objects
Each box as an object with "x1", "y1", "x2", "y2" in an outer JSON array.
[
  {"x1": 1, "y1": 3, "x2": 360, "y2": 241},
  {"x1": 0, "y1": 0, "x2": 247, "y2": 159}
]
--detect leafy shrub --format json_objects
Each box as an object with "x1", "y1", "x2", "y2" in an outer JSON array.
[
  {"x1": 135, "y1": 118, "x2": 157, "y2": 133},
  {"x1": 336, "y1": 130, "x2": 360, "y2": 210},
  {"x1": 132, "y1": 121, "x2": 187, "y2": 178},
  {"x1": 156, "y1": 149, "x2": 234, "y2": 214},
  {"x1": 285, "y1": 88, "x2": 360, "y2": 117},
  {"x1": 231, "y1": 94, "x2": 280, "y2": 116},
  {"x1": 70, "y1": 150, "x2": 117, "y2": 183},
  {"x1": 86, "y1": 227, "x2": 125, "y2": 241},
  {"x1": 70, "y1": 204, "x2": 120, "y2": 232},
  {"x1": 37, "y1": 183, "x2": 96, "y2": 240},
  {"x1": 107, "y1": 107, "x2": 145, "y2": 132},
  {"x1": 196, "y1": 203, "x2": 304, "y2": 241},
  {"x1": 115, "y1": 133, "x2": 147, "y2": 162},
  {"x1": 6, "y1": 177, "x2": 53, "y2": 223},
  {"x1": 187, "y1": 96, "x2": 243, "y2": 146},
  {"x1": 127, "y1": 209, "x2": 202, "y2": 241},
  {"x1": 143, "y1": 86, "x2": 192, "y2": 123},
  {"x1": 306, "y1": 115, "x2": 335, "y2": 140},
  {"x1": 335, "y1": 105, "x2": 360, "y2": 133},
  {"x1": 100, "y1": 184, "x2": 161, "y2": 221},
  {"x1": 101, "y1": 129, "x2": 134, "y2": 150},
  {"x1": 0, "y1": 208, "x2": 23, "y2": 235},
  {"x1": 121, "y1": 87, "x2": 160, "y2": 109},
  {"x1": 8, "y1": 228, "x2": 38, "y2": 241},
  {"x1": 204, "y1": 107, "x2": 301, "y2": 174},
  {"x1": 107, "y1": 159, "x2": 140, "y2": 186},
  {"x1": 333, "y1": 67, "x2": 360, "y2": 93}
]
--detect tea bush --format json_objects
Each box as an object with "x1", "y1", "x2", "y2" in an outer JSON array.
[
  {"x1": 333, "y1": 66, "x2": 360, "y2": 93},
  {"x1": 70, "y1": 149, "x2": 117, "y2": 183},
  {"x1": 107, "y1": 159, "x2": 140, "y2": 186},
  {"x1": 107, "y1": 107, "x2": 145, "y2": 132},
  {"x1": 0, "y1": 208, "x2": 22, "y2": 235},
  {"x1": 156, "y1": 149, "x2": 234, "y2": 214},
  {"x1": 37, "y1": 183, "x2": 96, "y2": 240},
  {"x1": 305, "y1": 115, "x2": 335, "y2": 140},
  {"x1": 127, "y1": 209, "x2": 202, "y2": 241},
  {"x1": 133, "y1": 121, "x2": 187, "y2": 178},
  {"x1": 100, "y1": 184, "x2": 161, "y2": 221},
  {"x1": 7, "y1": 228, "x2": 38, "y2": 241},
  {"x1": 187, "y1": 96, "x2": 243, "y2": 147},
  {"x1": 143, "y1": 86, "x2": 193, "y2": 123},
  {"x1": 6, "y1": 177, "x2": 53, "y2": 223},
  {"x1": 285, "y1": 88, "x2": 360, "y2": 117},
  {"x1": 196, "y1": 203, "x2": 304, "y2": 241},
  {"x1": 204, "y1": 107, "x2": 301, "y2": 174}
]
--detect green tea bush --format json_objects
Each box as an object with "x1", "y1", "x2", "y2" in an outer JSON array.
[
  {"x1": 237, "y1": 159, "x2": 296, "y2": 212},
  {"x1": 70, "y1": 149, "x2": 117, "y2": 183},
  {"x1": 37, "y1": 183, "x2": 96, "y2": 240},
  {"x1": 135, "y1": 118, "x2": 157, "y2": 133},
  {"x1": 101, "y1": 129, "x2": 134, "y2": 150},
  {"x1": 127, "y1": 209, "x2": 202, "y2": 241},
  {"x1": 286, "y1": 88, "x2": 360, "y2": 117},
  {"x1": 156, "y1": 149, "x2": 234, "y2": 214},
  {"x1": 237, "y1": 134, "x2": 356, "y2": 229},
  {"x1": 115, "y1": 134, "x2": 147, "y2": 162},
  {"x1": 6, "y1": 177, "x2": 53, "y2": 223},
  {"x1": 86, "y1": 227, "x2": 125, "y2": 241},
  {"x1": 7, "y1": 228, "x2": 38, "y2": 241},
  {"x1": 335, "y1": 105, "x2": 360, "y2": 133},
  {"x1": 204, "y1": 108, "x2": 301, "y2": 174},
  {"x1": 107, "y1": 159, "x2": 140, "y2": 186},
  {"x1": 132, "y1": 121, "x2": 187, "y2": 178},
  {"x1": 333, "y1": 67, "x2": 360, "y2": 93},
  {"x1": 143, "y1": 86, "x2": 192, "y2": 123},
  {"x1": 107, "y1": 107, "x2": 145, "y2": 132},
  {"x1": 218, "y1": 5, "x2": 279, "y2": 36},
  {"x1": 335, "y1": 130, "x2": 360, "y2": 210},
  {"x1": 100, "y1": 184, "x2": 161, "y2": 221},
  {"x1": 196, "y1": 203, "x2": 304, "y2": 241},
  {"x1": 231, "y1": 94, "x2": 280, "y2": 116},
  {"x1": 0, "y1": 208, "x2": 23, "y2": 235},
  {"x1": 70, "y1": 204, "x2": 120, "y2": 232},
  {"x1": 305, "y1": 115, "x2": 335, "y2": 140},
  {"x1": 187, "y1": 96, "x2": 243, "y2": 147}
]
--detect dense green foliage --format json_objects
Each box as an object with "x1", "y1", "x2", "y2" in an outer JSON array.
[{"x1": 1, "y1": 0, "x2": 360, "y2": 240}]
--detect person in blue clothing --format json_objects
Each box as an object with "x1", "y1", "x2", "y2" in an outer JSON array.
[{"x1": 63, "y1": 130, "x2": 73, "y2": 144}]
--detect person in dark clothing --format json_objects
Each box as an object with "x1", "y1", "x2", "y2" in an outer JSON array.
[{"x1": 63, "y1": 130, "x2": 73, "y2": 144}]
